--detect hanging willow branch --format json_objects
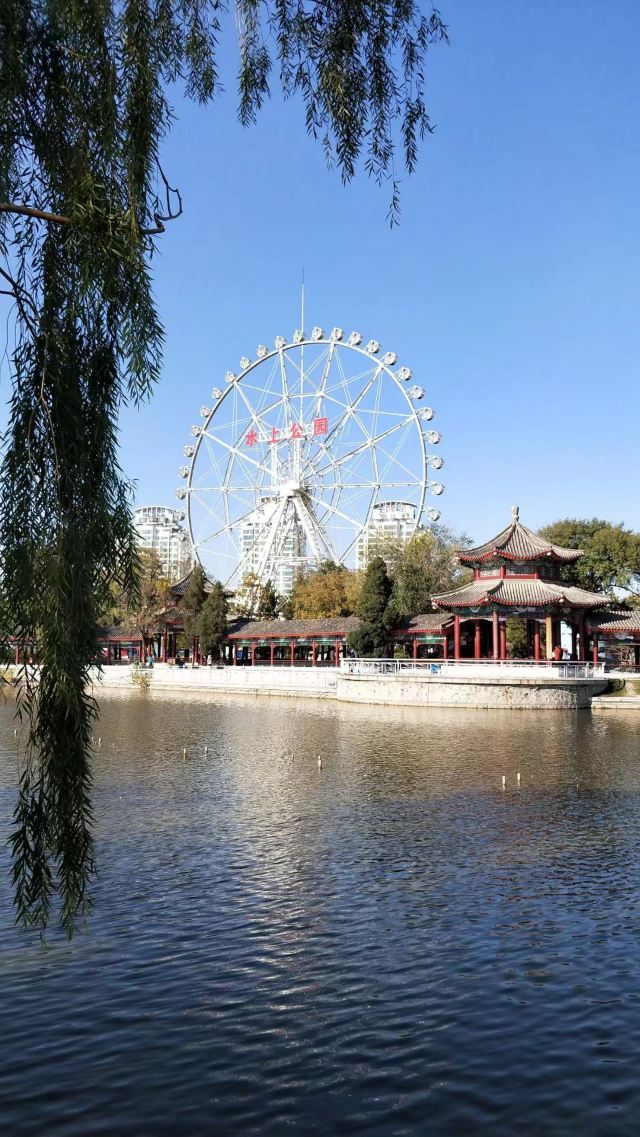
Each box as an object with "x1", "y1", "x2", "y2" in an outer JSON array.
[{"x1": 0, "y1": 0, "x2": 446, "y2": 936}]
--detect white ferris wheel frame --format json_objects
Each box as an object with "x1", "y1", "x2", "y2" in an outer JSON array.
[{"x1": 179, "y1": 329, "x2": 444, "y2": 586}]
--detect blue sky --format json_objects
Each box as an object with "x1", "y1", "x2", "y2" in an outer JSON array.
[{"x1": 33, "y1": 2, "x2": 640, "y2": 544}]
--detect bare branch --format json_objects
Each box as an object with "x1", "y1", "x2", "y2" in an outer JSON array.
[{"x1": 0, "y1": 201, "x2": 72, "y2": 225}]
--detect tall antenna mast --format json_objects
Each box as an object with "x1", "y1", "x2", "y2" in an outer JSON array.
[{"x1": 300, "y1": 267, "x2": 305, "y2": 424}]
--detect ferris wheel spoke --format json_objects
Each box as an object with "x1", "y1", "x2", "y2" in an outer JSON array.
[
  {"x1": 193, "y1": 504, "x2": 261, "y2": 545},
  {"x1": 201, "y1": 428, "x2": 273, "y2": 479},
  {"x1": 320, "y1": 362, "x2": 385, "y2": 451},
  {"x1": 313, "y1": 414, "x2": 415, "y2": 477},
  {"x1": 305, "y1": 492, "x2": 365, "y2": 532},
  {"x1": 234, "y1": 380, "x2": 276, "y2": 441},
  {"x1": 375, "y1": 430, "x2": 421, "y2": 483}
]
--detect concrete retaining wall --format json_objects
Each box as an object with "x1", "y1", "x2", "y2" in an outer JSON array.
[
  {"x1": 92, "y1": 664, "x2": 338, "y2": 698},
  {"x1": 335, "y1": 674, "x2": 608, "y2": 710},
  {"x1": 91, "y1": 664, "x2": 608, "y2": 709}
]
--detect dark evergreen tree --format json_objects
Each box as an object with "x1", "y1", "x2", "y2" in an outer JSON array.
[
  {"x1": 197, "y1": 581, "x2": 228, "y2": 660},
  {"x1": 348, "y1": 556, "x2": 393, "y2": 657},
  {"x1": 182, "y1": 565, "x2": 207, "y2": 639}
]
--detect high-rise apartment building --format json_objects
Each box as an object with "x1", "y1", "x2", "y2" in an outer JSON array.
[
  {"x1": 239, "y1": 496, "x2": 307, "y2": 596},
  {"x1": 133, "y1": 505, "x2": 191, "y2": 582},
  {"x1": 355, "y1": 501, "x2": 417, "y2": 570}
]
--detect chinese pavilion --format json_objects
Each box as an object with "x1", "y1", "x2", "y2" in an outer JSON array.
[{"x1": 432, "y1": 506, "x2": 637, "y2": 663}]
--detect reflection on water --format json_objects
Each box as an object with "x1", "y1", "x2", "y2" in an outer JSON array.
[{"x1": 1, "y1": 692, "x2": 640, "y2": 1135}]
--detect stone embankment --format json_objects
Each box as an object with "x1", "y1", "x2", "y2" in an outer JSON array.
[{"x1": 92, "y1": 663, "x2": 612, "y2": 710}]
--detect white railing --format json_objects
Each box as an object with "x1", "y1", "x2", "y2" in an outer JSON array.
[{"x1": 341, "y1": 658, "x2": 605, "y2": 679}]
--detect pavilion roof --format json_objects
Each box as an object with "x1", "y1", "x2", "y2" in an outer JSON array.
[
  {"x1": 227, "y1": 616, "x2": 360, "y2": 638},
  {"x1": 397, "y1": 612, "x2": 453, "y2": 632},
  {"x1": 169, "y1": 567, "x2": 213, "y2": 599},
  {"x1": 433, "y1": 577, "x2": 608, "y2": 611},
  {"x1": 459, "y1": 507, "x2": 582, "y2": 565},
  {"x1": 97, "y1": 623, "x2": 142, "y2": 642},
  {"x1": 587, "y1": 610, "x2": 640, "y2": 635}
]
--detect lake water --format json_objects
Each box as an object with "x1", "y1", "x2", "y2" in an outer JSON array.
[{"x1": 1, "y1": 692, "x2": 640, "y2": 1135}]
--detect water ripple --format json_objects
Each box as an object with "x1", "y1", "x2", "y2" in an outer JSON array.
[{"x1": 1, "y1": 693, "x2": 640, "y2": 1134}]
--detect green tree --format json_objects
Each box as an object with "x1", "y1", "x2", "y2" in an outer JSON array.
[
  {"x1": 348, "y1": 555, "x2": 393, "y2": 657},
  {"x1": 197, "y1": 581, "x2": 228, "y2": 660},
  {"x1": 128, "y1": 548, "x2": 171, "y2": 640},
  {"x1": 0, "y1": 0, "x2": 446, "y2": 934},
  {"x1": 256, "y1": 579, "x2": 279, "y2": 619},
  {"x1": 182, "y1": 564, "x2": 207, "y2": 639},
  {"x1": 539, "y1": 519, "x2": 640, "y2": 597},
  {"x1": 384, "y1": 526, "x2": 471, "y2": 617}
]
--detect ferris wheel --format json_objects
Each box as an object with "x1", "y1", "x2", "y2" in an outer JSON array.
[{"x1": 176, "y1": 326, "x2": 444, "y2": 592}]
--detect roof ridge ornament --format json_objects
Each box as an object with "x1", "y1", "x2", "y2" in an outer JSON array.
[{"x1": 511, "y1": 505, "x2": 519, "y2": 522}]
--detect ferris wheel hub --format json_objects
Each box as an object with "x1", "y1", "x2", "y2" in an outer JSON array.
[{"x1": 279, "y1": 480, "x2": 303, "y2": 498}]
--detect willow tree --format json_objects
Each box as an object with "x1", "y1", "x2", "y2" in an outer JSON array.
[{"x1": 0, "y1": 1, "x2": 447, "y2": 933}]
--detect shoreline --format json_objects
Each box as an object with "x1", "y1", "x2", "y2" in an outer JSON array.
[{"x1": 88, "y1": 663, "x2": 612, "y2": 710}]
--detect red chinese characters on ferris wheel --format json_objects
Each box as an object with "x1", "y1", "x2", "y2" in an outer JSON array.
[{"x1": 245, "y1": 418, "x2": 329, "y2": 446}]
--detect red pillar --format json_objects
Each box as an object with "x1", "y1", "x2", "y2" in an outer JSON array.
[
  {"x1": 492, "y1": 611, "x2": 499, "y2": 659},
  {"x1": 593, "y1": 639, "x2": 599, "y2": 664},
  {"x1": 499, "y1": 622, "x2": 507, "y2": 660},
  {"x1": 443, "y1": 636, "x2": 448, "y2": 660},
  {"x1": 454, "y1": 614, "x2": 461, "y2": 660},
  {"x1": 474, "y1": 620, "x2": 481, "y2": 660},
  {"x1": 290, "y1": 639, "x2": 295, "y2": 666},
  {"x1": 14, "y1": 644, "x2": 19, "y2": 664},
  {"x1": 533, "y1": 623, "x2": 541, "y2": 661},
  {"x1": 413, "y1": 636, "x2": 418, "y2": 660},
  {"x1": 335, "y1": 637, "x2": 341, "y2": 665},
  {"x1": 161, "y1": 633, "x2": 167, "y2": 662}
]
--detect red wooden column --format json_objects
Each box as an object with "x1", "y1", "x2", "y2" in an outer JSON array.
[
  {"x1": 453, "y1": 614, "x2": 461, "y2": 660},
  {"x1": 290, "y1": 639, "x2": 295, "y2": 666},
  {"x1": 499, "y1": 622, "x2": 507, "y2": 660},
  {"x1": 160, "y1": 632, "x2": 167, "y2": 662},
  {"x1": 492, "y1": 611, "x2": 499, "y2": 660},
  {"x1": 335, "y1": 637, "x2": 341, "y2": 665},
  {"x1": 413, "y1": 636, "x2": 418, "y2": 660},
  {"x1": 592, "y1": 638, "x2": 599, "y2": 664},
  {"x1": 474, "y1": 620, "x2": 482, "y2": 660},
  {"x1": 443, "y1": 635, "x2": 448, "y2": 660},
  {"x1": 533, "y1": 623, "x2": 541, "y2": 661},
  {"x1": 14, "y1": 644, "x2": 19, "y2": 664}
]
